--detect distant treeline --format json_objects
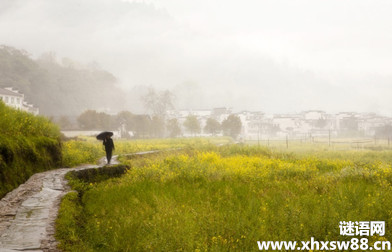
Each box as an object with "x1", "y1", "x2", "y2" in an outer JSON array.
[{"x1": 56, "y1": 110, "x2": 243, "y2": 139}]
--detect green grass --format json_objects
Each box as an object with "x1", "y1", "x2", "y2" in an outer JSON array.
[{"x1": 56, "y1": 145, "x2": 392, "y2": 251}]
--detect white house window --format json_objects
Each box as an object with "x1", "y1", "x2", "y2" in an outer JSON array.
[
  {"x1": 11, "y1": 97, "x2": 14, "y2": 104},
  {"x1": 5, "y1": 96, "x2": 9, "y2": 103}
]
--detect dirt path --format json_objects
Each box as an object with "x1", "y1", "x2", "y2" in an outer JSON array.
[{"x1": 0, "y1": 156, "x2": 119, "y2": 252}]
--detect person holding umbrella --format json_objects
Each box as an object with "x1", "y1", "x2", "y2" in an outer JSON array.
[
  {"x1": 103, "y1": 134, "x2": 115, "y2": 164},
  {"x1": 97, "y1": 132, "x2": 115, "y2": 164}
]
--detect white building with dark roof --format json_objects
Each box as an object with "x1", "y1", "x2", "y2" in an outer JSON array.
[{"x1": 0, "y1": 87, "x2": 39, "y2": 115}]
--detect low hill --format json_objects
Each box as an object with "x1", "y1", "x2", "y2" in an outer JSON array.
[{"x1": 0, "y1": 45, "x2": 126, "y2": 116}]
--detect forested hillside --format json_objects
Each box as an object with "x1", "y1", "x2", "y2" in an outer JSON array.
[{"x1": 0, "y1": 45, "x2": 126, "y2": 116}]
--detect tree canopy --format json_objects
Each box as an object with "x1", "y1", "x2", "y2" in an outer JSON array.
[
  {"x1": 141, "y1": 87, "x2": 175, "y2": 117},
  {"x1": 221, "y1": 114, "x2": 242, "y2": 139},
  {"x1": 204, "y1": 118, "x2": 221, "y2": 135},
  {"x1": 183, "y1": 115, "x2": 201, "y2": 136},
  {"x1": 167, "y1": 118, "x2": 182, "y2": 138}
]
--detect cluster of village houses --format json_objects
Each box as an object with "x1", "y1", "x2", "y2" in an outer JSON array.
[
  {"x1": 2, "y1": 86, "x2": 391, "y2": 140},
  {"x1": 0, "y1": 87, "x2": 39, "y2": 115},
  {"x1": 168, "y1": 108, "x2": 392, "y2": 140}
]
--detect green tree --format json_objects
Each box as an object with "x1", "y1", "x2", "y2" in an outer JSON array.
[
  {"x1": 167, "y1": 118, "x2": 182, "y2": 138},
  {"x1": 221, "y1": 114, "x2": 242, "y2": 139},
  {"x1": 132, "y1": 115, "x2": 151, "y2": 138},
  {"x1": 204, "y1": 118, "x2": 221, "y2": 135},
  {"x1": 142, "y1": 87, "x2": 175, "y2": 117},
  {"x1": 77, "y1": 110, "x2": 114, "y2": 130},
  {"x1": 183, "y1": 115, "x2": 201, "y2": 136},
  {"x1": 150, "y1": 116, "x2": 165, "y2": 138},
  {"x1": 77, "y1": 110, "x2": 98, "y2": 129}
]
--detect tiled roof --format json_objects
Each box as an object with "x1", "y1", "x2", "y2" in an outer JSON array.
[{"x1": 0, "y1": 87, "x2": 23, "y2": 97}]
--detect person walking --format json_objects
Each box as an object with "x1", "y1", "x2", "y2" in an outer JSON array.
[{"x1": 103, "y1": 134, "x2": 115, "y2": 164}]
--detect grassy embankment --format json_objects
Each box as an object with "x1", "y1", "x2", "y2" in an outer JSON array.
[
  {"x1": 56, "y1": 142, "x2": 392, "y2": 251},
  {"x1": 0, "y1": 101, "x2": 62, "y2": 197}
]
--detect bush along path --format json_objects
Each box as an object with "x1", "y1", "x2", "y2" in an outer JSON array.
[{"x1": 0, "y1": 156, "x2": 120, "y2": 252}]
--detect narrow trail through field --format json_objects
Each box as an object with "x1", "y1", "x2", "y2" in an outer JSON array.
[{"x1": 0, "y1": 156, "x2": 120, "y2": 252}]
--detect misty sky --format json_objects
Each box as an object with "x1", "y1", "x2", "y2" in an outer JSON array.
[{"x1": 1, "y1": 0, "x2": 392, "y2": 115}]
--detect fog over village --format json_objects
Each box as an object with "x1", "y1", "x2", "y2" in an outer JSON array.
[
  {"x1": 3, "y1": 2, "x2": 392, "y2": 250},
  {"x1": 1, "y1": 0, "x2": 392, "y2": 139}
]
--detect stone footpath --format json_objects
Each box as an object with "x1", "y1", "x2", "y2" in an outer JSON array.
[{"x1": 0, "y1": 156, "x2": 118, "y2": 252}]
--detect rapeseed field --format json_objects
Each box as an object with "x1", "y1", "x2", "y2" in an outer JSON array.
[
  {"x1": 62, "y1": 137, "x2": 230, "y2": 167},
  {"x1": 57, "y1": 142, "x2": 392, "y2": 251}
]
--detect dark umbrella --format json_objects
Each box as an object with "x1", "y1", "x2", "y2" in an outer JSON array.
[{"x1": 96, "y1": 131, "x2": 113, "y2": 140}]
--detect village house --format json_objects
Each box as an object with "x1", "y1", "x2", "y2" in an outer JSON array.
[
  {"x1": 0, "y1": 87, "x2": 39, "y2": 115},
  {"x1": 272, "y1": 114, "x2": 303, "y2": 137},
  {"x1": 237, "y1": 111, "x2": 265, "y2": 140},
  {"x1": 302, "y1": 110, "x2": 326, "y2": 120},
  {"x1": 211, "y1": 107, "x2": 232, "y2": 123},
  {"x1": 357, "y1": 113, "x2": 391, "y2": 137}
]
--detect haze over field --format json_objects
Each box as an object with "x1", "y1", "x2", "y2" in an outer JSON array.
[{"x1": 1, "y1": 0, "x2": 392, "y2": 115}]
